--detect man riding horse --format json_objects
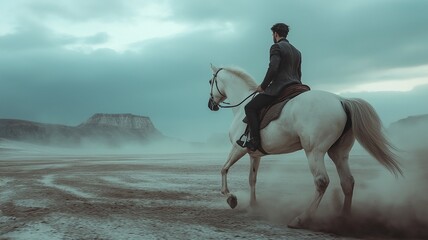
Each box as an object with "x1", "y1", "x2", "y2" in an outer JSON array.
[
  {"x1": 207, "y1": 24, "x2": 401, "y2": 229},
  {"x1": 242, "y1": 23, "x2": 302, "y2": 151}
]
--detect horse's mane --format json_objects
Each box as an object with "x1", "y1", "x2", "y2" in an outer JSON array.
[{"x1": 223, "y1": 67, "x2": 258, "y2": 90}]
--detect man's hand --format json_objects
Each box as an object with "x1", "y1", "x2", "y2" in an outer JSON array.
[{"x1": 256, "y1": 85, "x2": 264, "y2": 93}]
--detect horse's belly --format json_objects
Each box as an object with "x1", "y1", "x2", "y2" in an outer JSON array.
[{"x1": 261, "y1": 126, "x2": 302, "y2": 154}]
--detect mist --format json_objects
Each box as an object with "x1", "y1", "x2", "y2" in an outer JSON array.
[
  {"x1": 0, "y1": 135, "x2": 230, "y2": 157},
  {"x1": 1, "y1": 113, "x2": 427, "y2": 239},
  {"x1": 227, "y1": 123, "x2": 428, "y2": 239}
]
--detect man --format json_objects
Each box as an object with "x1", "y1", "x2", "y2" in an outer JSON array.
[{"x1": 242, "y1": 23, "x2": 302, "y2": 151}]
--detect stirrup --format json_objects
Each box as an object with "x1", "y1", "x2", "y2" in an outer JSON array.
[
  {"x1": 236, "y1": 139, "x2": 258, "y2": 151},
  {"x1": 236, "y1": 132, "x2": 259, "y2": 151},
  {"x1": 236, "y1": 133, "x2": 248, "y2": 148},
  {"x1": 236, "y1": 125, "x2": 250, "y2": 148}
]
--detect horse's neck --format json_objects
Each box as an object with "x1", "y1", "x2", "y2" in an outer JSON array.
[{"x1": 223, "y1": 81, "x2": 255, "y2": 116}]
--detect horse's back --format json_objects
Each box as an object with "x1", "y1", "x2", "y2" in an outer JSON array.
[
  {"x1": 292, "y1": 90, "x2": 346, "y2": 128},
  {"x1": 291, "y1": 90, "x2": 344, "y2": 116}
]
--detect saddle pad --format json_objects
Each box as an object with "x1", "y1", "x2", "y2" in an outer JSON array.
[
  {"x1": 244, "y1": 84, "x2": 311, "y2": 130},
  {"x1": 259, "y1": 99, "x2": 289, "y2": 129}
]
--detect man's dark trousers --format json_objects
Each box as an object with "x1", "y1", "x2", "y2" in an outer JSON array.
[{"x1": 244, "y1": 94, "x2": 276, "y2": 145}]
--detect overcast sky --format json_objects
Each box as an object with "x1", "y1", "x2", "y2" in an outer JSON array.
[{"x1": 1, "y1": 0, "x2": 427, "y2": 142}]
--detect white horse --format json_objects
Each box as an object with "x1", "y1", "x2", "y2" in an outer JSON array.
[{"x1": 207, "y1": 65, "x2": 402, "y2": 228}]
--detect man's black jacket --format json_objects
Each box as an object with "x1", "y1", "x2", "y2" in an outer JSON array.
[{"x1": 261, "y1": 38, "x2": 302, "y2": 96}]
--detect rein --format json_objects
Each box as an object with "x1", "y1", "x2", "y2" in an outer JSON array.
[
  {"x1": 210, "y1": 68, "x2": 257, "y2": 109},
  {"x1": 218, "y1": 91, "x2": 257, "y2": 109}
]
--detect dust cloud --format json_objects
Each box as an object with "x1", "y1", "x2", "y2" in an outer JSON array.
[
  {"x1": 0, "y1": 135, "x2": 229, "y2": 157},
  {"x1": 239, "y1": 127, "x2": 428, "y2": 239},
  {"x1": 309, "y1": 125, "x2": 428, "y2": 239},
  {"x1": 312, "y1": 149, "x2": 428, "y2": 239},
  {"x1": 1, "y1": 121, "x2": 426, "y2": 239}
]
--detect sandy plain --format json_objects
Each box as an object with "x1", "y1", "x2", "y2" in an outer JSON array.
[{"x1": 0, "y1": 143, "x2": 427, "y2": 239}]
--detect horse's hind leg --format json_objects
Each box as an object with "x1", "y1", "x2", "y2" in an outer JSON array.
[
  {"x1": 289, "y1": 149, "x2": 329, "y2": 228},
  {"x1": 328, "y1": 130, "x2": 355, "y2": 215}
]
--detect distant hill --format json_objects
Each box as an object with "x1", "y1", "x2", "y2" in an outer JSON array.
[
  {"x1": 388, "y1": 114, "x2": 428, "y2": 129},
  {"x1": 0, "y1": 113, "x2": 164, "y2": 147},
  {"x1": 387, "y1": 114, "x2": 428, "y2": 151}
]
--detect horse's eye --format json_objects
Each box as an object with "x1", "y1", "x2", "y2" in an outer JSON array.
[{"x1": 209, "y1": 80, "x2": 212, "y2": 84}]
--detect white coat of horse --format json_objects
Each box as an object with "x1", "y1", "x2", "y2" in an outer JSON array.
[{"x1": 207, "y1": 65, "x2": 402, "y2": 228}]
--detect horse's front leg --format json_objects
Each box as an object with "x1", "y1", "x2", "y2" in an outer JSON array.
[
  {"x1": 249, "y1": 155, "x2": 261, "y2": 207},
  {"x1": 221, "y1": 146, "x2": 246, "y2": 209}
]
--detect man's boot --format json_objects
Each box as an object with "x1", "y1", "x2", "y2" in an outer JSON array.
[
  {"x1": 245, "y1": 112, "x2": 261, "y2": 151},
  {"x1": 245, "y1": 134, "x2": 260, "y2": 151}
]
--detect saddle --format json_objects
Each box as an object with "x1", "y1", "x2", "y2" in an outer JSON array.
[
  {"x1": 243, "y1": 84, "x2": 311, "y2": 129},
  {"x1": 239, "y1": 84, "x2": 310, "y2": 154}
]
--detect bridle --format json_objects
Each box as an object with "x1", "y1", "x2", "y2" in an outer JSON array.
[
  {"x1": 209, "y1": 68, "x2": 257, "y2": 110},
  {"x1": 210, "y1": 68, "x2": 227, "y2": 100}
]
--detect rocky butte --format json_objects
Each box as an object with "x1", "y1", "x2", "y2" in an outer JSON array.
[
  {"x1": 80, "y1": 114, "x2": 158, "y2": 131},
  {"x1": 0, "y1": 113, "x2": 164, "y2": 146}
]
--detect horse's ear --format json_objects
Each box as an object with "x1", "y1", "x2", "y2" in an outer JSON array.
[{"x1": 210, "y1": 63, "x2": 218, "y2": 73}]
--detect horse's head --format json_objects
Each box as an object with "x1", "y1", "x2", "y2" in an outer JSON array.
[
  {"x1": 208, "y1": 64, "x2": 228, "y2": 111},
  {"x1": 207, "y1": 65, "x2": 258, "y2": 111}
]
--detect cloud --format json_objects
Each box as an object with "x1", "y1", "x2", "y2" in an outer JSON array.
[
  {"x1": 82, "y1": 32, "x2": 109, "y2": 44},
  {"x1": 287, "y1": 0, "x2": 428, "y2": 88},
  {"x1": 0, "y1": 22, "x2": 77, "y2": 51},
  {"x1": 14, "y1": 0, "x2": 138, "y2": 22},
  {"x1": 332, "y1": 64, "x2": 428, "y2": 93},
  {"x1": 340, "y1": 84, "x2": 428, "y2": 126},
  {"x1": 0, "y1": 0, "x2": 427, "y2": 141}
]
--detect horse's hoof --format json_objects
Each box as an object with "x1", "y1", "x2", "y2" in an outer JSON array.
[
  {"x1": 227, "y1": 194, "x2": 238, "y2": 209},
  {"x1": 287, "y1": 217, "x2": 305, "y2": 229},
  {"x1": 249, "y1": 200, "x2": 260, "y2": 210},
  {"x1": 246, "y1": 203, "x2": 263, "y2": 216},
  {"x1": 338, "y1": 212, "x2": 352, "y2": 224}
]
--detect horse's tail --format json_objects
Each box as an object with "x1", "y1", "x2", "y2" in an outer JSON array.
[{"x1": 341, "y1": 98, "x2": 403, "y2": 177}]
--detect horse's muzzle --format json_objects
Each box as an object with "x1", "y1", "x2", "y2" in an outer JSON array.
[{"x1": 208, "y1": 98, "x2": 219, "y2": 111}]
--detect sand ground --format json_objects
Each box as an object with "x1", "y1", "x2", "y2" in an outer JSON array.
[{"x1": 0, "y1": 148, "x2": 427, "y2": 239}]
